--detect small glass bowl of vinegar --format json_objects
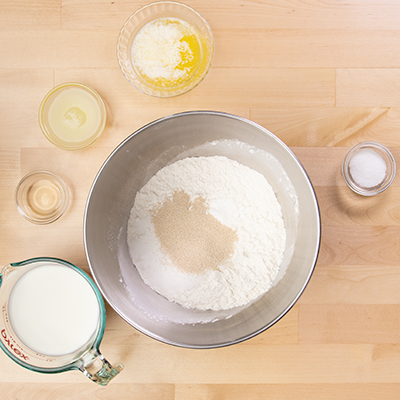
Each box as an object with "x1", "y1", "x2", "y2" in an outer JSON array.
[
  {"x1": 117, "y1": 1, "x2": 214, "y2": 97},
  {"x1": 15, "y1": 171, "x2": 69, "y2": 224}
]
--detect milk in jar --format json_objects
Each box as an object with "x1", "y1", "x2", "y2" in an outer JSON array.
[{"x1": 8, "y1": 263, "x2": 100, "y2": 356}]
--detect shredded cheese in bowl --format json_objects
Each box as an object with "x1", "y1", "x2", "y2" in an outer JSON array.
[{"x1": 131, "y1": 18, "x2": 203, "y2": 90}]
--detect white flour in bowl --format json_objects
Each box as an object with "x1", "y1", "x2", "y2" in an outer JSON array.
[{"x1": 127, "y1": 156, "x2": 286, "y2": 311}]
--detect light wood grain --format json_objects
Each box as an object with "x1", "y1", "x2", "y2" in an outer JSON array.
[
  {"x1": 337, "y1": 69, "x2": 400, "y2": 107},
  {"x1": 2, "y1": 0, "x2": 400, "y2": 398},
  {"x1": 299, "y1": 264, "x2": 400, "y2": 305},
  {"x1": 60, "y1": 0, "x2": 400, "y2": 31},
  {"x1": 315, "y1": 186, "x2": 400, "y2": 226},
  {"x1": 0, "y1": 1, "x2": 61, "y2": 30},
  {"x1": 299, "y1": 305, "x2": 400, "y2": 344},
  {"x1": 175, "y1": 383, "x2": 400, "y2": 400},
  {"x1": 215, "y1": 30, "x2": 400, "y2": 68},
  {"x1": 251, "y1": 107, "x2": 400, "y2": 147}
]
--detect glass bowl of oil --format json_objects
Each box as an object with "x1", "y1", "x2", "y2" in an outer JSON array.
[
  {"x1": 39, "y1": 83, "x2": 106, "y2": 151},
  {"x1": 15, "y1": 171, "x2": 69, "y2": 224},
  {"x1": 117, "y1": 1, "x2": 214, "y2": 97}
]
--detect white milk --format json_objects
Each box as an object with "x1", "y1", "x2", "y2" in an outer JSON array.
[{"x1": 8, "y1": 263, "x2": 100, "y2": 356}]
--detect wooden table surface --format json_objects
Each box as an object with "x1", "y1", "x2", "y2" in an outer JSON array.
[{"x1": 2, "y1": 1, "x2": 400, "y2": 399}]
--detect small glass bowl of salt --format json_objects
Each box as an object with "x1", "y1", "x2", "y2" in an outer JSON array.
[{"x1": 342, "y1": 141, "x2": 396, "y2": 196}]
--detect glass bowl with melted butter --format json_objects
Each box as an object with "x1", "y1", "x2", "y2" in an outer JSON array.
[
  {"x1": 39, "y1": 83, "x2": 106, "y2": 151},
  {"x1": 117, "y1": 1, "x2": 214, "y2": 97}
]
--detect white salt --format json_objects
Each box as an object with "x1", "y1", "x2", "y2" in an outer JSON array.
[{"x1": 349, "y1": 148, "x2": 387, "y2": 188}]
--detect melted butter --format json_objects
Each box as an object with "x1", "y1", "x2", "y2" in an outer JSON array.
[{"x1": 131, "y1": 18, "x2": 203, "y2": 90}]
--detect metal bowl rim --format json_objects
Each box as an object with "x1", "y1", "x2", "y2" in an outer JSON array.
[{"x1": 84, "y1": 110, "x2": 321, "y2": 349}]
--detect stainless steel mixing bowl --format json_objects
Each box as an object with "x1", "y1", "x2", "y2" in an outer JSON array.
[{"x1": 84, "y1": 111, "x2": 320, "y2": 348}]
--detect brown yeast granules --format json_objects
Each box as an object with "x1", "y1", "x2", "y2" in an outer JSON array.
[{"x1": 151, "y1": 190, "x2": 238, "y2": 274}]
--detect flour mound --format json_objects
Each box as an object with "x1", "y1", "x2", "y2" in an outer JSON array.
[{"x1": 127, "y1": 156, "x2": 286, "y2": 311}]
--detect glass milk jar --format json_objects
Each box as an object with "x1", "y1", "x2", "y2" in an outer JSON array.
[{"x1": 0, "y1": 257, "x2": 123, "y2": 386}]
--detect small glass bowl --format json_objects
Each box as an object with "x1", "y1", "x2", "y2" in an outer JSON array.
[
  {"x1": 342, "y1": 141, "x2": 396, "y2": 196},
  {"x1": 117, "y1": 1, "x2": 214, "y2": 97},
  {"x1": 15, "y1": 171, "x2": 69, "y2": 224},
  {"x1": 39, "y1": 83, "x2": 106, "y2": 151}
]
